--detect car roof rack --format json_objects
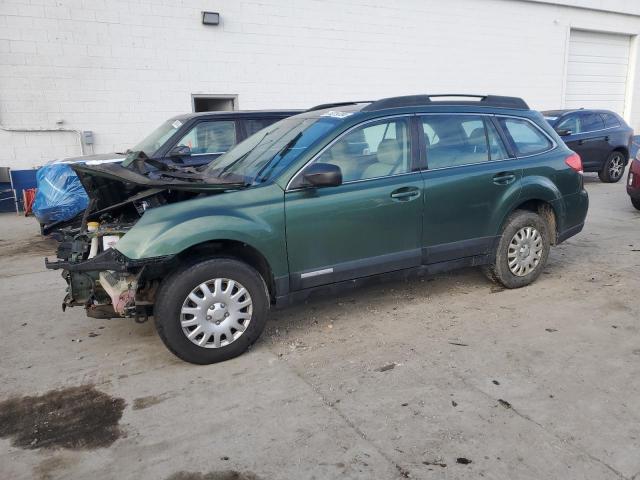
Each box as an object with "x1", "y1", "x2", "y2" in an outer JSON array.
[
  {"x1": 306, "y1": 101, "x2": 372, "y2": 112},
  {"x1": 361, "y1": 94, "x2": 529, "y2": 112}
]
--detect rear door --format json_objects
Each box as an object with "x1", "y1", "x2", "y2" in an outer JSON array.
[{"x1": 420, "y1": 114, "x2": 522, "y2": 263}]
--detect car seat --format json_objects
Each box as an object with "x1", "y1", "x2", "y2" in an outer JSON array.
[{"x1": 362, "y1": 139, "x2": 404, "y2": 178}]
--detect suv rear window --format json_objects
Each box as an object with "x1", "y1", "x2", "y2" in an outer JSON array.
[{"x1": 498, "y1": 118, "x2": 552, "y2": 156}]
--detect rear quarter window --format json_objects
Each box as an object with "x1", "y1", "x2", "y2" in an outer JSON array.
[{"x1": 498, "y1": 118, "x2": 553, "y2": 156}]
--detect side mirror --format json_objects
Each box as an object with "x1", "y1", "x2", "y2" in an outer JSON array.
[
  {"x1": 556, "y1": 128, "x2": 572, "y2": 137},
  {"x1": 302, "y1": 163, "x2": 342, "y2": 188},
  {"x1": 169, "y1": 145, "x2": 191, "y2": 157}
]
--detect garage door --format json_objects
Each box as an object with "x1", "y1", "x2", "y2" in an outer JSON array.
[{"x1": 565, "y1": 29, "x2": 631, "y2": 115}]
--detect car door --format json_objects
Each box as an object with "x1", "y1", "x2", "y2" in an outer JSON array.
[
  {"x1": 165, "y1": 119, "x2": 239, "y2": 167},
  {"x1": 284, "y1": 116, "x2": 424, "y2": 290},
  {"x1": 420, "y1": 114, "x2": 522, "y2": 263},
  {"x1": 560, "y1": 113, "x2": 607, "y2": 169}
]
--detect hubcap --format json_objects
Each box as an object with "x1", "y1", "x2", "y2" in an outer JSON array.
[
  {"x1": 180, "y1": 278, "x2": 252, "y2": 348},
  {"x1": 508, "y1": 226, "x2": 543, "y2": 277},
  {"x1": 609, "y1": 155, "x2": 624, "y2": 179}
]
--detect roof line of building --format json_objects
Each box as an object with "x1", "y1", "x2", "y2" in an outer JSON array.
[{"x1": 516, "y1": 0, "x2": 640, "y2": 17}]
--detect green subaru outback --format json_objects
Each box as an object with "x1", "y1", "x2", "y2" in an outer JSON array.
[{"x1": 46, "y1": 94, "x2": 588, "y2": 364}]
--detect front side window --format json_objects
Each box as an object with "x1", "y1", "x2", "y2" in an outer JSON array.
[
  {"x1": 312, "y1": 118, "x2": 411, "y2": 182},
  {"x1": 498, "y1": 117, "x2": 552, "y2": 156},
  {"x1": 579, "y1": 113, "x2": 605, "y2": 133},
  {"x1": 176, "y1": 121, "x2": 236, "y2": 154},
  {"x1": 422, "y1": 115, "x2": 508, "y2": 169},
  {"x1": 556, "y1": 115, "x2": 580, "y2": 134}
]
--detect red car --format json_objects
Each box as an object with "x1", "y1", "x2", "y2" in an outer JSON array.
[{"x1": 628, "y1": 155, "x2": 640, "y2": 210}]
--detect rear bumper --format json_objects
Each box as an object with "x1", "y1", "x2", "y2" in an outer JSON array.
[
  {"x1": 555, "y1": 189, "x2": 588, "y2": 244},
  {"x1": 557, "y1": 222, "x2": 584, "y2": 244},
  {"x1": 627, "y1": 184, "x2": 640, "y2": 200}
]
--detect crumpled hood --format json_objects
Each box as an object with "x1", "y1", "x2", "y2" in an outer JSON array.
[{"x1": 72, "y1": 162, "x2": 245, "y2": 215}]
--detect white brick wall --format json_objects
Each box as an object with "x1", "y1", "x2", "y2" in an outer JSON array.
[{"x1": 1, "y1": 0, "x2": 640, "y2": 170}]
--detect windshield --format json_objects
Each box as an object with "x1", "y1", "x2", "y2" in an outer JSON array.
[
  {"x1": 122, "y1": 118, "x2": 184, "y2": 166},
  {"x1": 205, "y1": 115, "x2": 345, "y2": 184}
]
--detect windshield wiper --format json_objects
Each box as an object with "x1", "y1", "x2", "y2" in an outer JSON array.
[
  {"x1": 255, "y1": 132, "x2": 303, "y2": 182},
  {"x1": 217, "y1": 130, "x2": 272, "y2": 176}
]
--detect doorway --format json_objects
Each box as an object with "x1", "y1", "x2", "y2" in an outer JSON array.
[{"x1": 191, "y1": 94, "x2": 238, "y2": 112}]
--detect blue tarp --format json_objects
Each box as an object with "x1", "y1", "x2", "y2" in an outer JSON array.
[{"x1": 32, "y1": 163, "x2": 88, "y2": 224}]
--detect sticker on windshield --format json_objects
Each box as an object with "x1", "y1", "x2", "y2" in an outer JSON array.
[
  {"x1": 171, "y1": 120, "x2": 183, "y2": 129},
  {"x1": 321, "y1": 110, "x2": 353, "y2": 119}
]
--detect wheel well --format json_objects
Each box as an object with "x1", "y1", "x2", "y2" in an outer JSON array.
[
  {"x1": 612, "y1": 146, "x2": 629, "y2": 162},
  {"x1": 512, "y1": 200, "x2": 558, "y2": 245},
  {"x1": 175, "y1": 240, "x2": 276, "y2": 300}
]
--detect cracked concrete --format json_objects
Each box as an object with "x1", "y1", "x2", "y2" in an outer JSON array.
[{"x1": 1, "y1": 173, "x2": 639, "y2": 479}]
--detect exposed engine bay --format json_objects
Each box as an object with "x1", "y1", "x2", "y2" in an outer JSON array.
[{"x1": 45, "y1": 158, "x2": 245, "y2": 320}]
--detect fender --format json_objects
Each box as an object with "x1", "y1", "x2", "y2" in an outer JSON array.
[
  {"x1": 498, "y1": 175, "x2": 565, "y2": 233},
  {"x1": 115, "y1": 183, "x2": 289, "y2": 278}
]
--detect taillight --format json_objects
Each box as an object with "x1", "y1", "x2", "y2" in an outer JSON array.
[{"x1": 565, "y1": 152, "x2": 583, "y2": 173}]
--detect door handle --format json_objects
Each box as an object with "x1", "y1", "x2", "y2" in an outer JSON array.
[
  {"x1": 493, "y1": 172, "x2": 516, "y2": 185},
  {"x1": 390, "y1": 187, "x2": 420, "y2": 201}
]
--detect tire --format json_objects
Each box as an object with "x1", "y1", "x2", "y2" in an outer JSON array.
[
  {"x1": 598, "y1": 151, "x2": 626, "y2": 183},
  {"x1": 632, "y1": 197, "x2": 640, "y2": 211},
  {"x1": 483, "y1": 210, "x2": 551, "y2": 289},
  {"x1": 154, "y1": 258, "x2": 269, "y2": 364}
]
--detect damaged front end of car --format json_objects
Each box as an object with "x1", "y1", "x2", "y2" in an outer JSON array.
[{"x1": 45, "y1": 159, "x2": 245, "y2": 320}]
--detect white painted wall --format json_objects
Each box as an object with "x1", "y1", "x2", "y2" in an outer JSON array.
[{"x1": 1, "y1": 0, "x2": 640, "y2": 170}]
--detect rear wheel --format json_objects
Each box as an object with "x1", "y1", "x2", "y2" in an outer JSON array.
[
  {"x1": 632, "y1": 197, "x2": 640, "y2": 211},
  {"x1": 483, "y1": 210, "x2": 550, "y2": 289},
  {"x1": 154, "y1": 258, "x2": 269, "y2": 364},
  {"x1": 598, "y1": 151, "x2": 626, "y2": 183}
]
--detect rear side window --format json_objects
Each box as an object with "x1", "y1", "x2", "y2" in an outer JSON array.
[
  {"x1": 601, "y1": 113, "x2": 621, "y2": 128},
  {"x1": 498, "y1": 118, "x2": 552, "y2": 156},
  {"x1": 579, "y1": 113, "x2": 605, "y2": 132},
  {"x1": 421, "y1": 115, "x2": 509, "y2": 169},
  {"x1": 245, "y1": 118, "x2": 280, "y2": 136}
]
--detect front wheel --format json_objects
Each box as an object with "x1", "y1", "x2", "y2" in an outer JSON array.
[
  {"x1": 632, "y1": 197, "x2": 640, "y2": 211},
  {"x1": 483, "y1": 210, "x2": 551, "y2": 289},
  {"x1": 154, "y1": 258, "x2": 269, "y2": 364},
  {"x1": 598, "y1": 151, "x2": 626, "y2": 183}
]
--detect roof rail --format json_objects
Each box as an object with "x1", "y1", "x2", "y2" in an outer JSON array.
[
  {"x1": 306, "y1": 101, "x2": 372, "y2": 112},
  {"x1": 361, "y1": 94, "x2": 529, "y2": 112}
]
